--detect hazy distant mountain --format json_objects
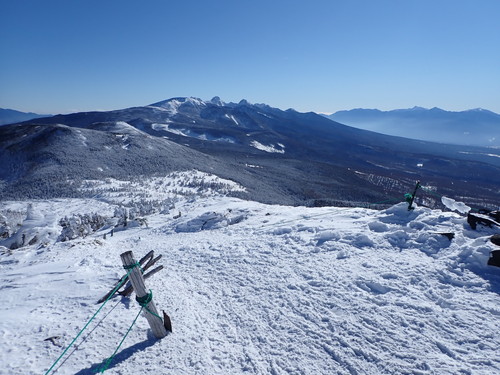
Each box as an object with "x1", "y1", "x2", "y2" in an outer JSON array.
[
  {"x1": 0, "y1": 108, "x2": 50, "y2": 126},
  {"x1": 327, "y1": 107, "x2": 500, "y2": 147},
  {"x1": 1, "y1": 97, "x2": 499, "y2": 208}
]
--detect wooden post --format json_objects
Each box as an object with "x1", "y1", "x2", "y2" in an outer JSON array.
[{"x1": 120, "y1": 251, "x2": 168, "y2": 339}]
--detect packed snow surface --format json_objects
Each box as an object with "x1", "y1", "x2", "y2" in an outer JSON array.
[{"x1": 0, "y1": 178, "x2": 499, "y2": 375}]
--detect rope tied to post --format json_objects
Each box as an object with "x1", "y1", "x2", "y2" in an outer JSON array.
[
  {"x1": 135, "y1": 290, "x2": 153, "y2": 306},
  {"x1": 136, "y1": 289, "x2": 163, "y2": 320},
  {"x1": 123, "y1": 261, "x2": 143, "y2": 273}
]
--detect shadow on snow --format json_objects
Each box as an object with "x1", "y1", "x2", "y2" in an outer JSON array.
[{"x1": 73, "y1": 337, "x2": 158, "y2": 375}]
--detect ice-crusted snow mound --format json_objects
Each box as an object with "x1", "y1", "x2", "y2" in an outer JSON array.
[
  {"x1": 441, "y1": 196, "x2": 471, "y2": 214},
  {"x1": 175, "y1": 209, "x2": 248, "y2": 233},
  {"x1": 0, "y1": 198, "x2": 499, "y2": 375}
]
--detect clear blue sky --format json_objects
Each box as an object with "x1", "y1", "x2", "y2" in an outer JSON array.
[{"x1": 1, "y1": 0, "x2": 499, "y2": 114}]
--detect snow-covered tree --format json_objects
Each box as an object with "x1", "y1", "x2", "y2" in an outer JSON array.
[
  {"x1": 58, "y1": 213, "x2": 107, "y2": 242},
  {"x1": 0, "y1": 213, "x2": 10, "y2": 239}
]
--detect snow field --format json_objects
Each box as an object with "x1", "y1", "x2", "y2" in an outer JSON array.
[{"x1": 0, "y1": 192, "x2": 499, "y2": 374}]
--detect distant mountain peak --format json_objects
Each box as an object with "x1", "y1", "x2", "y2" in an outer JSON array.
[
  {"x1": 391, "y1": 106, "x2": 429, "y2": 112},
  {"x1": 466, "y1": 107, "x2": 494, "y2": 114},
  {"x1": 0, "y1": 108, "x2": 51, "y2": 126},
  {"x1": 327, "y1": 106, "x2": 500, "y2": 147},
  {"x1": 148, "y1": 97, "x2": 207, "y2": 114},
  {"x1": 393, "y1": 106, "x2": 443, "y2": 112},
  {"x1": 210, "y1": 96, "x2": 225, "y2": 106},
  {"x1": 150, "y1": 97, "x2": 205, "y2": 107}
]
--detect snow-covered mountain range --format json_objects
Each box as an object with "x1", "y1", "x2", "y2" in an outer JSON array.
[
  {"x1": 0, "y1": 108, "x2": 50, "y2": 126},
  {"x1": 326, "y1": 107, "x2": 500, "y2": 147},
  {"x1": 1, "y1": 97, "x2": 499, "y2": 209},
  {"x1": 1, "y1": 98, "x2": 499, "y2": 374}
]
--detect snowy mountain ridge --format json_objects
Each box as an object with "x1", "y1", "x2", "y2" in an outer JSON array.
[
  {"x1": 327, "y1": 107, "x2": 500, "y2": 147},
  {"x1": 0, "y1": 175, "x2": 499, "y2": 374},
  {"x1": 3, "y1": 96, "x2": 500, "y2": 209},
  {"x1": 0, "y1": 108, "x2": 51, "y2": 126}
]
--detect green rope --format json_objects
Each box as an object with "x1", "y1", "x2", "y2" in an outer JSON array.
[
  {"x1": 52, "y1": 299, "x2": 122, "y2": 373},
  {"x1": 123, "y1": 261, "x2": 143, "y2": 273},
  {"x1": 136, "y1": 291, "x2": 153, "y2": 306},
  {"x1": 123, "y1": 262, "x2": 140, "y2": 270},
  {"x1": 44, "y1": 263, "x2": 140, "y2": 375},
  {"x1": 97, "y1": 307, "x2": 144, "y2": 373},
  {"x1": 136, "y1": 290, "x2": 163, "y2": 320},
  {"x1": 97, "y1": 289, "x2": 164, "y2": 372}
]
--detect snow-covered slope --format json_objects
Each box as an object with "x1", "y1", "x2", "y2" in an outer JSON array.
[{"x1": 1, "y1": 176, "x2": 499, "y2": 375}]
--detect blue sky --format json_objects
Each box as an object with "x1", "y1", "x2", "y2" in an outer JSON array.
[{"x1": 1, "y1": 0, "x2": 499, "y2": 114}]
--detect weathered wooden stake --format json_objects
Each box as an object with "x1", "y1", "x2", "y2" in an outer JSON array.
[
  {"x1": 97, "y1": 251, "x2": 161, "y2": 303},
  {"x1": 119, "y1": 265, "x2": 164, "y2": 297},
  {"x1": 120, "y1": 250, "x2": 168, "y2": 339}
]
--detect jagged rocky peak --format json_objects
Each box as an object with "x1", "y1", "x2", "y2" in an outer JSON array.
[
  {"x1": 238, "y1": 99, "x2": 251, "y2": 106},
  {"x1": 210, "y1": 96, "x2": 225, "y2": 106},
  {"x1": 150, "y1": 97, "x2": 205, "y2": 108},
  {"x1": 181, "y1": 97, "x2": 205, "y2": 107},
  {"x1": 150, "y1": 96, "x2": 258, "y2": 111}
]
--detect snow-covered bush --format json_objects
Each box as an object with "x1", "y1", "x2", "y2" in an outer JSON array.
[
  {"x1": 58, "y1": 213, "x2": 107, "y2": 242},
  {"x1": 0, "y1": 213, "x2": 10, "y2": 239},
  {"x1": 127, "y1": 198, "x2": 174, "y2": 218},
  {"x1": 113, "y1": 206, "x2": 129, "y2": 227}
]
